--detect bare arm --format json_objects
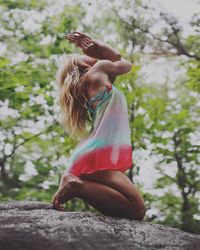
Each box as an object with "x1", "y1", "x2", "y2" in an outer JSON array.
[
  {"x1": 66, "y1": 31, "x2": 121, "y2": 62},
  {"x1": 66, "y1": 31, "x2": 132, "y2": 82},
  {"x1": 91, "y1": 39, "x2": 121, "y2": 61},
  {"x1": 95, "y1": 59, "x2": 132, "y2": 76}
]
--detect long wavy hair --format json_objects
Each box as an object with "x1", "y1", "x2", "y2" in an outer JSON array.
[{"x1": 56, "y1": 53, "x2": 92, "y2": 142}]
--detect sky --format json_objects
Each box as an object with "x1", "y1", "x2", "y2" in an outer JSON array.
[{"x1": 157, "y1": 0, "x2": 198, "y2": 22}]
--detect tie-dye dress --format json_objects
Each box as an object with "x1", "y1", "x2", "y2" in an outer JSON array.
[{"x1": 65, "y1": 84, "x2": 133, "y2": 177}]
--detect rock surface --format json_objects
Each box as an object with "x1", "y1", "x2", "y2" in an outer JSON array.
[{"x1": 0, "y1": 201, "x2": 199, "y2": 250}]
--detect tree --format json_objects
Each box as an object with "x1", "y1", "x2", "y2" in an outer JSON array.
[
  {"x1": 86, "y1": 0, "x2": 200, "y2": 233},
  {"x1": 0, "y1": 0, "x2": 97, "y2": 213}
]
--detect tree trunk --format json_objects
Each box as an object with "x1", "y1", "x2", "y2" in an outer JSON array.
[{"x1": 173, "y1": 131, "x2": 193, "y2": 232}]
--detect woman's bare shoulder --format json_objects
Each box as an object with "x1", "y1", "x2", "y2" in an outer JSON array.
[
  {"x1": 88, "y1": 59, "x2": 111, "y2": 73},
  {"x1": 84, "y1": 65, "x2": 113, "y2": 91}
]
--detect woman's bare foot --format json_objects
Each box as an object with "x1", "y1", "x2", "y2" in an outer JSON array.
[{"x1": 52, "y1": 174, "x2": 82, "y2": 211}]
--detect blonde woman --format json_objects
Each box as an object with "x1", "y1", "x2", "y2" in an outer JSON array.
[{"x1": 52, "y1": 31, "x2": 146, "y2": 220}]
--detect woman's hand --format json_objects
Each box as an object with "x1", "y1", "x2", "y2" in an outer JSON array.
[
  {"x1": 66, "y1": 31, "x2": 102, "y2": 59},
  {"x1": 66, "y1": 31, "x2": 94, "y2": 49}
]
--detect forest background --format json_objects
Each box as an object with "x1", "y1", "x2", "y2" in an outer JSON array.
[{"x1": 0, "y1": 0, "x2": 199, "y2": 234}]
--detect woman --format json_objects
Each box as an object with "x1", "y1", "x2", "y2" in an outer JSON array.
[{"x1": 52, "y1": 31, "x2": 146, "y2": 220}]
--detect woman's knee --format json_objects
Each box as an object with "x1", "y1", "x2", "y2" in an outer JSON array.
[{"x1": 130, "y1": 198, "x2": 146, "y2": 221}]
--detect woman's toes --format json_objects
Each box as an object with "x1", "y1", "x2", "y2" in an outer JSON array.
[
  {"x1": 53, "y1": 196, "x2": 65, "y2": 211},
  {"x1": 56, "y1": 201, "x2": 65, "y2": 211},
  {"x1": 51, "y1": 174, "x2": 83, "y2": 210}
]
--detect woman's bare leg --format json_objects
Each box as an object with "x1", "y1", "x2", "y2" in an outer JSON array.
[
  {"x1": 52, "y1": 173, "x2": 138, "y2": 219},
  {"x1": 52, "y1": 171, "x2": 145, "y2": 220},
  {"x1": 77, "y1": 178, "x2": 138, "y2": 219},
  {"x1": 80, "y1": 170, "x2": 146, "y2": 220}
]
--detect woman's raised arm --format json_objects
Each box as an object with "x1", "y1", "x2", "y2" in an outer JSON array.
[
  {"x1": 66, "y1": 31, "x2": 121, "y2": 62},
  {"x1": 94, "y1": 59, "x2": 132, "y2": 77}
]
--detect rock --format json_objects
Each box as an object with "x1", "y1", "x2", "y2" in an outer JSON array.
[{"x1": 0, "y1": 201, "x2": 199, "y2": 250}]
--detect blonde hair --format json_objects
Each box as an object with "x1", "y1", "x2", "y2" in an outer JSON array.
[{"x1": 56, "y1": 53, "x2": 92, "y2": 142}]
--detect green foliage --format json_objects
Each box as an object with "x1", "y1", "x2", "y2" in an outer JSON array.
[
  {"x1": 0, "y1": 0, "x2": 46, "y2": 10},
  {"x1": 0, "y1": 0, "x2": 95, "y2": 213},
  {"x1": 186, "y1": 61, "x2": 200, "y2": 92},
  {"x1": 104, "y1": 0, "x2": 200, "y2": 234},
  {"x1": 0, "y1": 0, "x2": 199, "y2": 234}
]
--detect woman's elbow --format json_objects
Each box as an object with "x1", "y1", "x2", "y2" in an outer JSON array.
[
  {"x1": 126, "y1": 62, "x2": 132, "y2": 72},
  {"x1": 111, "y1": 53, "x2": 121, "y2": 62},
  {"x1": 122, "y1": 57, "x2": 132, "y2": 72}
]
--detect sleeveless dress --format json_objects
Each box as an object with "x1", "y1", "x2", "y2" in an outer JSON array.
[{"x1": 64, "y1": 83, "x2": 133, "y2": 177}]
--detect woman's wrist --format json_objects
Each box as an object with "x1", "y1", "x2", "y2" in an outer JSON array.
[
  {"x1": 92, "y1": 39, "x2": 121, "y2": 62},
  {"x1": 96, "y1": 46, "x2": 101, "y2": 53},
  {"x1": 90, "y1": 41, "x2": 102, "y2": 56}
]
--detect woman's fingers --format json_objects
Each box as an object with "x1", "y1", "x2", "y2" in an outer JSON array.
[
  {"x1": 69, "y1": 36, "x2": 92, "y2": 47},
  {"x1": 66, "y1": 32, "x2": 94, "y2": 50},
  {"x1": 67, "y1": 31, "x2": 91, "y2": 41},
  {"x1": 71, "y1": 35, "x2": 93, "y2": 47},
  {"x1": 67, "y1": 37, "x2": 79, "y2": 43},
  {"x1": 67, "y1": 35, "x2": 84, "y2": 47},
  {"x1": 72, "y1": 31, "x2": 83, "y2": 36},
  {"x1": 73, "y1": 38, "x2": 87, "y2": 49},
  {"x1": 73, "y1": 31, "x2": 91, "y2": 39},
  {"x1": 72, "y1": 31, "x2": 93, "y2": 43},
  {"x1": 67, "y1": 37, "x2": 90, "y2": 49},
  {"x1": 84, "y1": 37, "x2": 93, "y2": 45},
  {"x1": 66, "y1": 32, "x2": 92, "y2": 44},
  {"x1": 66, "y1": 36, "x2": 84, "y2": 48},
  {"x1": 80, "y1": 38, "x2": 90, "y2": 47},
  {"x1": 82, "y1": 37, "x2": 94, "y2": 46},
  {"x1": 66, "y1": 34, "x2": 79, "y2": 41}
]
